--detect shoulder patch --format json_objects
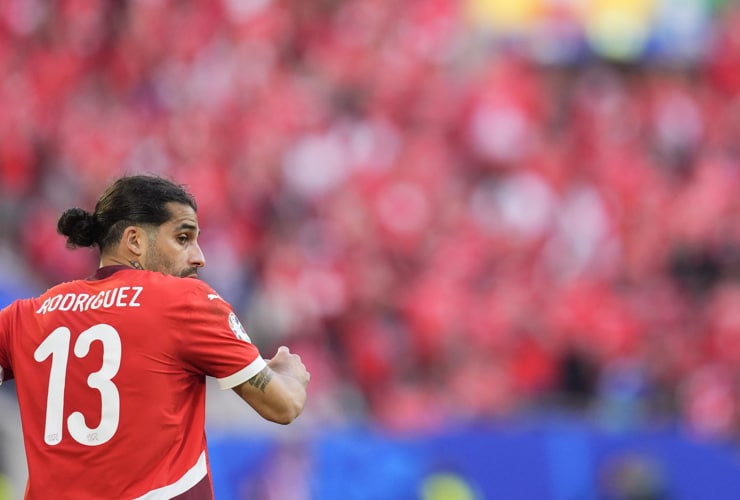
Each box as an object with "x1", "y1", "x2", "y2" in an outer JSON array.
[{"x1": 228, "y1": 312, "x2": 251, "y2": 342}]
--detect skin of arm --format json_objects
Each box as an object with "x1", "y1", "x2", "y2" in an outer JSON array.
[{"x1": 232, "y1": 346, "x2": 310, "y2": 425}]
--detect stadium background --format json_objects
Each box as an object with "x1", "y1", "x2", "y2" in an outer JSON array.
[{"x1": 2, "y1": 0, "x2": 740, "y2": 498}]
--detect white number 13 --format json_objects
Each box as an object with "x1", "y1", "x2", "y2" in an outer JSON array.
[{"x1": 34, "y1": 324, "x2": 121, "y2": 447}]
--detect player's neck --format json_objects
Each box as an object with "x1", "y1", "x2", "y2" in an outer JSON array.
[{"x1": 100, "y1": 255, "x2": 142, "y2": 270}]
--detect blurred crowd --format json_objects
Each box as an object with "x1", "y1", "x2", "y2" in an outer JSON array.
[{"x1": 3, "y1": 0, "x2": 740, "y2": 446}]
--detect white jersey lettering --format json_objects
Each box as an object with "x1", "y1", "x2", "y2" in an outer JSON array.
[{"x1": 36, "y1": 287, "x2": 145, "y2": 315}]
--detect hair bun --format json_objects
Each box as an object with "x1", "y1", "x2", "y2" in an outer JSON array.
[{"x1": 57, "y1": 207, "x2": 100, "y2": 248}]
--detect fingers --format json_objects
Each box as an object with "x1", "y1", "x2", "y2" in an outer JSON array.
[
  {"x1": 267, "y1": 346, "x2": 310, "y2": 386},
  {"x1": 273, "y1": 346, "x2": 303, "y2": 366},
  {"x1": 272, "y1": 345, "x2": 305, "y2": 367},
  {"x1": 276, "y1": 346, "x2": 303, "y2": 364}
]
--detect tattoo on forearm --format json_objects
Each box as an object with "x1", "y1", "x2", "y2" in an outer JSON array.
[{"x1": 248, "y1": 370, "x2": 273, "y2": 393}]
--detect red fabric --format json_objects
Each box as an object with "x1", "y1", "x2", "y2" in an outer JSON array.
[{"x1": 0, "y1": 267, "x2": 261, "y2": 500}]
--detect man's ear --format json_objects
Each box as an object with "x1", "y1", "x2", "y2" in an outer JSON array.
[{"x1": 122, "y1": 226, "x2": 148, "y2": 257}]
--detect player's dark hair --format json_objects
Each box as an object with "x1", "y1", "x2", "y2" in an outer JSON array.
[{"x1": 57, "y1": 175, "x2": 197, "y2": 251}]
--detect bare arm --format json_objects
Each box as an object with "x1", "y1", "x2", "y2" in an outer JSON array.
[{"x1": 232, "y1": 346, "x2": 310, "y2": 425}]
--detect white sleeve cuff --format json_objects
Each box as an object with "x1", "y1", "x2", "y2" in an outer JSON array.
[{"x1": 216, "y1": 356, "x2": 267, "y2": 389}]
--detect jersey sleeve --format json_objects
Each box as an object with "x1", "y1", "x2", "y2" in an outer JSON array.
[
  {"x1": 0, "y1": 303, "x2": 15, "y2": 383},
  {"x1": 176, "y1": 282, "x2": 266, "y2": 389}
]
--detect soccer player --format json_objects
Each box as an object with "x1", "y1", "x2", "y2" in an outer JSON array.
[{"x1": 0, "y1": 175, "x2": 310, "y2": 499}]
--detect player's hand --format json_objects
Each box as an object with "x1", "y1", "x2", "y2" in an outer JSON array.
[{"x1": 267, "y1": 346, "x2": 310, "y2": 388}]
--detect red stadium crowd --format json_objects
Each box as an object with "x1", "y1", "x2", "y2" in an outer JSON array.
[{"x1": 3, "y1": 0, "x2": 740, "y2": 440}]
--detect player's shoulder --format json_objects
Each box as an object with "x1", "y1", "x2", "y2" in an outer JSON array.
[
  {"x1": 139, "y1": 272, "x2": 225, "y2": 305},
  {"x1": 0, "y1": 299, "x2": 19, "y2": 319},
  {"x1": 1, "y1": 293, "x2": 44, "y2": 323},
  {"x1": 41, "y1": 277, "x2": 84, "y2": 295},
  {"x1": 29, "y1": 278, "x2": 85, "y2": 306}
]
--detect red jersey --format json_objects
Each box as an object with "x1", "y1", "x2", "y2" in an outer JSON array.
[{"x1": 0, "y1": 266, "x2": 266, "y2": 500}]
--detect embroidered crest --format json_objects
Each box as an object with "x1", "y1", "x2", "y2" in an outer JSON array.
[{"x1": 228, "y1": 312, "x2": 251, "y2": 342}]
